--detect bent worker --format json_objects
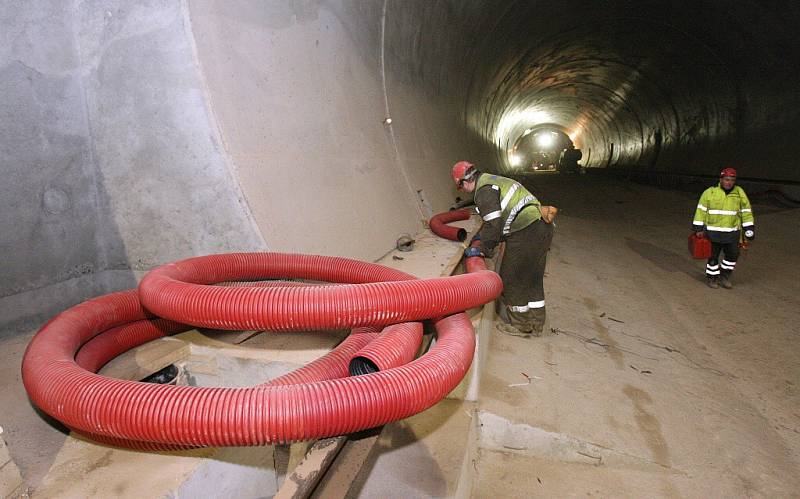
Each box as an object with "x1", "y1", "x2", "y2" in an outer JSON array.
[
  {"x1": 452, "y1": 161, "x2": 554, "y2": 337},
  {"x1": 691, "y1": 167, "x2": 755, "y2": 289}
]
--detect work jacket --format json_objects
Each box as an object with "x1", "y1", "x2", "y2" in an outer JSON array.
[
  {"x1": 692, "y1": 184, "x2": 754, "y2": 243},
  {"x1": 475, "y1": 174, "x2": 542, "y2": 235}
]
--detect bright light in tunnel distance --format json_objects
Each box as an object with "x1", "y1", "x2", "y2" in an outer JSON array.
[
  {"x1": 509, "y1": 154, "x2": 522, "y2": 166},
  {"x1": 494, "y1": 109, "x2": 552, "y2": 145},
  {"x1": 536, "y1": 132, "x2": 556, "y2": 148}
]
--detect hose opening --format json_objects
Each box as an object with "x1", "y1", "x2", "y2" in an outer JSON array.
[
  {"x1": 349, "y1": 357, "x2": 379, "y2": 376},
  {"x1": 429, "y1": 209, "x2": 471, "y2": 242},
  {"x1": 141, "y1": 364, "x2": 179, "y2": 385}
]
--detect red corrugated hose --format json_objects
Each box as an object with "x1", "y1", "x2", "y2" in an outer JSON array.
[
  {"x1": 429, "y1": 208, "x2": 471, "y2": 241},
  {"x1": 22, "y1": 246, "x2": 501, "y2": 449}
]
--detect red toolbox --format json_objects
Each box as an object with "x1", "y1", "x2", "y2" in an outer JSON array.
[{"x1": 688, "y1": 233, "x2": 712, "y2": 259}]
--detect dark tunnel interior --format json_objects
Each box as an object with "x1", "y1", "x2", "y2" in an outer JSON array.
[{"x1": 395, "y1": 0, "x2": 800, "y2": 181}]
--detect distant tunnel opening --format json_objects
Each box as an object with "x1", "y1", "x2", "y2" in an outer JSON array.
[{"x1": 509, "y1": 126, "x2": 574, "y2": 173}]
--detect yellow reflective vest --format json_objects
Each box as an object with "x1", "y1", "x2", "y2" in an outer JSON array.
[
  {"x1": 692, "y1": 185, "x2": 754, "y2": 239},
  {"x1": 475, "y1": 174, "x2": 541, "y2": 235}
]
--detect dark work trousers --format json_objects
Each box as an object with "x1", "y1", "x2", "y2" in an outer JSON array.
[
  {"x1": 706, "y1": 241, "x2": 740, "y2": 279},
  {"x1": 499, "y1": 219, "x2": 554, "y2": 333}
]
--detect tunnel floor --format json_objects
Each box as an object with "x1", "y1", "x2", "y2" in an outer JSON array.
[
  {"x1": 2, "y1": 175, "x2": 799, "y2": 496},
  {"x1": 470, "y1": 174, "x2": 800, "y2": 497}
]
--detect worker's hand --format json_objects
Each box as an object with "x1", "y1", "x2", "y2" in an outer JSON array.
[
  {"x1": 744, "y1": 228, "x2": 755, "y2": 241},
  {"x1": 695, "y1": 231, "x2": 704, "y2": 238},
  {"x1": 464, "y1": 247, "x2": 483, "y2": 258}
]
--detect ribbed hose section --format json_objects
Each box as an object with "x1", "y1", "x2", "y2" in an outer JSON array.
[
  {"x1": 348, "y1": 322, "x2": 423, "y2": 376},
  {"x1": 138, "y1": 253, "x2": 500, "y2": 331},
  {"x1": 465, "y1": 239, "x2": 488, "y2": 273},
  {"x1": 429, "y1": 209, "x2": 471, "y2": 242},
  {"x1": 22, "y1": 252, "x2": 502, "y2": 448},
  {"x1": 75, "y1": 319, "x2": 190, "y2": 373},
  {"x1": 23, "y1": 306, "x2": 477, "y2": 445},
  {"x1": 266, "y1": 327, "x2": 380, "y2": 386}
]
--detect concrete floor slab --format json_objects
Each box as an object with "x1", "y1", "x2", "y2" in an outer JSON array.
[{"x1": 471, "y1": 174, "x2": 800, "y2": 497}]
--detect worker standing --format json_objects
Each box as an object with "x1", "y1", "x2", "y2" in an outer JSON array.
[
  {"x1": 691, "y1": 167, "x2": 755, "y2": 289},
  {"x1": 452, "y1": 161, "x2": 554, "y2": 337}
]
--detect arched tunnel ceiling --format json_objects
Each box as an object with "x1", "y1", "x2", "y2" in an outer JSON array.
[{"x1": 444, "y1": 0, "x2": 800, "y2": 179}]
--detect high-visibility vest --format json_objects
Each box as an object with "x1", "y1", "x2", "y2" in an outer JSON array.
[
  {"x1": 692, "y1": 184, "x2": 754, "y2": 234},
  {"x1": 475, "y1": 174, "x2": 541, "y2": 235}
]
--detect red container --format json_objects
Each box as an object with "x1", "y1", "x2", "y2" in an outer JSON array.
[{"x1": 688, "y1": 233, "x2": 712, "y2": 259}]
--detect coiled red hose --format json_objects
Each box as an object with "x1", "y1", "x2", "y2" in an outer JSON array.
[
  {"x1": 348, "y1": 322, "x2": 423, "y2": 375},
  {"x1": 429, "y1": 209, "x2": 471, "y2": 242},
  {"x1": 22, "y1": 252, "x2": 501, "y2": 448}
]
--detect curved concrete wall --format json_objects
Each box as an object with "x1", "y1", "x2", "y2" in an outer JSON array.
[
  {"x1": 1, "y1": 0, "x2": 264, "y2": 325},
  {"x1": 2, "y1": 0, "x2": 798, "y2": 325},
  {"x1": 186, "y1": 1, "x2": 421, "y2": 260}
]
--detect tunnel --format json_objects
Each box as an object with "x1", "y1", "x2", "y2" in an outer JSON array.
[
  {"x1": 2, "y1": 0, "x2": 800, "y2": 496},
  {"x1": 4, "y1": 0, "x2": 800, "y2": 325}
]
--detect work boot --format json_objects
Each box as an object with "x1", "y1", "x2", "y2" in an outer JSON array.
[
  {"x1": 706, "y1": 277, "x2": 719, "y2": 289},
  {"x1": 719, "y1": 276, "x2": 733, "y2": 289},
  {"x1": 496, "y1": 323, "x2": 531, "y2": 338}
]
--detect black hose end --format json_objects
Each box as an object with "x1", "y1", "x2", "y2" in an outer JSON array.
[
  {"x1": 349, "y1": 357, "x2": 379, "y2": 376},
  {"x1": 457, "y1": 229, "x2": 467, "y2": 242}
]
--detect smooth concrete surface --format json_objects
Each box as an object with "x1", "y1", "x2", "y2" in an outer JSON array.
[
  {"x1": 1, "y1": 1, "x2": 104, "y2": 312},
  {"x1": 1, "y1": 435, "x2": 25, "y2": 498},
  {"x1": 4, "y1": 0, "x2": 799, "y2": 327},
  {"x1": 186, "y1": 1, "x2": 425, "y2": 260},
  {"x1": 1, "y1": 0, "x2": 265, "y2": 328}
]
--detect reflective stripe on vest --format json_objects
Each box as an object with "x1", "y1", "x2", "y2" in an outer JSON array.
[{"x1": 476, "y1": 174, "x2": 541, "y2": 235}]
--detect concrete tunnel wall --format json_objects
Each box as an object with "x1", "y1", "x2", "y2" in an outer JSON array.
[{"x1": 2, "y1": 0, "x2": 799, "y2": 328}]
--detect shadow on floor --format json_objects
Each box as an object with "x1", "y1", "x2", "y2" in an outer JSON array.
[
  {"x1": 625, "y1": 237, "x2": 703, "y2": 282},
  {"x1": 346, "y1": 399, "x2": 465, "y2": 498}
]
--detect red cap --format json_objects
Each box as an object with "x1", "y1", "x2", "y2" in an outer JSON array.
[{"x1": 720, "y1": 167, "x2": 737, "y2": 178}]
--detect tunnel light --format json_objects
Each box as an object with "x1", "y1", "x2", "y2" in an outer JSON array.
[
  {"x1": 383, "y1": 117, "x2": 393, "y2": 125},
  {"x1": 509, "y1": 154, "x2": 522, "y2": 167},
  {"x1": 536, "y1": 133, "x2": 554, "y2": 148},
  {"x1": 495, "y1": 109, "x2": 552, "y2": 146}
]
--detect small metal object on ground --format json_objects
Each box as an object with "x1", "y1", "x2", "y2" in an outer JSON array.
[{"x1": 395, "y1": 234, "x2": 415, "y2": 252}]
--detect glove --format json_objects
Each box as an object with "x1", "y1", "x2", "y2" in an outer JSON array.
[
  {"x1": 744, "y1": 228, "x2": 755, "y2": 241},
  {"x1": 464, "y1": 247, "x2": 483, "y2": 258}
]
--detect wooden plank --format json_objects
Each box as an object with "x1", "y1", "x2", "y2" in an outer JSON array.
[
  {"x1": 309, "y1": 428, "x2": 382, "y2": 498},
  {"x1": 273, "y1": 437, "x2": 346, "y2": 499},
  {"x1": 99, "y1": 337, "x2": 190, "y2": 381},
  {"x1": 274, "y1": 215, "x2": 483, "y2": 497}
]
